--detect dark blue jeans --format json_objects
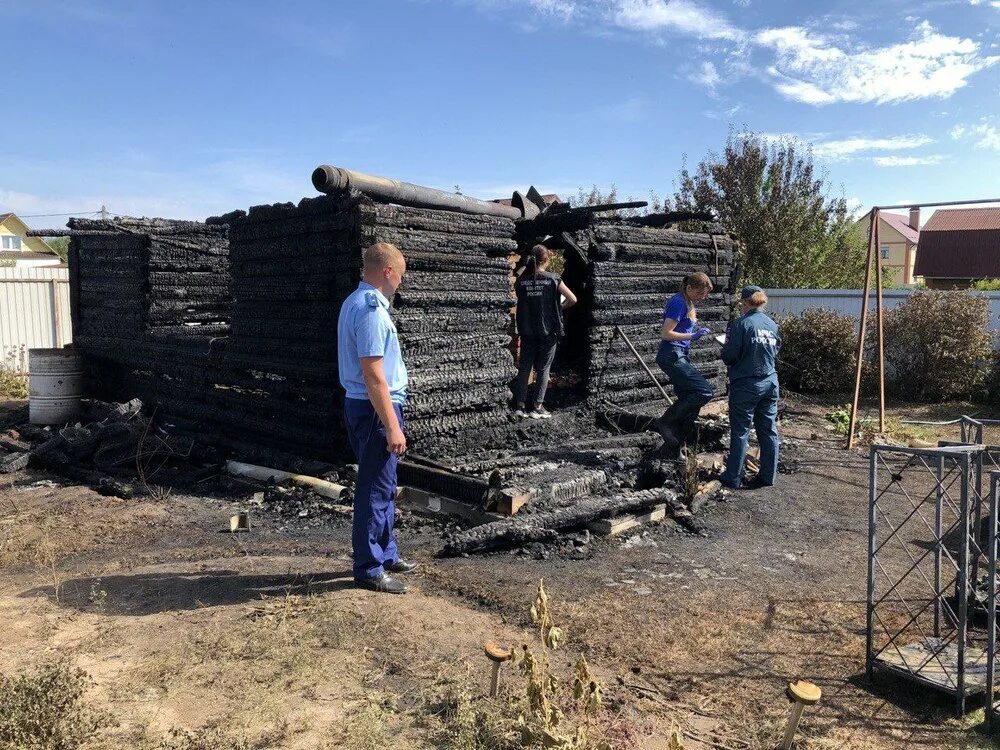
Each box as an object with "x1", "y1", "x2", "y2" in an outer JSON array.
[
  {"x1": 514, "y1": 335, "x2": 559, "y2": 406},
  {"x1": 344, "y1": 397, "x2": 402, "y2": 581},
  {"x1": 721, "y1": 376, "x2": 779, "y2": 488},
  {"x1": 655, "y1": 343, "x2": 715, "y2": 431}
]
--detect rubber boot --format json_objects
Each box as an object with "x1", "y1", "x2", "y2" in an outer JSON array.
[{"x1": 650, "y1": 410, "x2": 680, "y2": 449}]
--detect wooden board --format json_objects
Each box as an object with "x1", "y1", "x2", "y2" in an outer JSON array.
[
  {"x1": 494, "y1": 489, "x2": 532, "y2": 516},
  {"x1": 588, "y1": 504, "x2": 668, "y2": 536},
  {"x1": 874, "y1": 638, "x2": 990, "y2": 696},
  {"x1": 397, "y1": 486, "x2": 503, "y2": 525}
]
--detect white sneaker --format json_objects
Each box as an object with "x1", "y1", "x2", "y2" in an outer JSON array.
[
  {"x1": 513, "y1": 409, "x2": 526, "y2": 418},
  {"x1": 532, "y1": 408, "x2": 552, "y2": 420}
]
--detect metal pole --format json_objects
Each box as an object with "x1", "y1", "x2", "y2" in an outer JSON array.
[
  {"x1": 848, "y1": 210, "x2": 878, "y2": 450},
  {"x1": 614, "y1": 325, "x2": 674, "y2": 405},
  {"x1": 866, "y1": 446, "x2": 878, "y2": 682},
  {"x1": 973, "y1": 449, "x2": 984, "y2": 589},
  {"x1": 986, "y1": 472, "x2": 999, "y2": 732},
  {"x1": 936, "y1": 455, "x2": 944, "y2": 638},
  {"x1": 875, "y1": 198, "x2": 1000, "y2": 211},
  {"x1": 873, "y1": 214, "x2": 886, "y2": 433},
  {"x1": 958, "y1": 453, "x2": 970, "y2": 716}
]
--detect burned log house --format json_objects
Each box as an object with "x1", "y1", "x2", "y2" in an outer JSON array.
[{"x1": 58, "y1": 166, "x2": 738, "y2": 537}]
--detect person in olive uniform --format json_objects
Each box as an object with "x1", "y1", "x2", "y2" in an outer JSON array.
[
  {"x1": 513, "y1": 244, "x2": 577, "y2": 419},
  {"x1": 720, "y1": 286, "x2": 781, "y2": 490}
]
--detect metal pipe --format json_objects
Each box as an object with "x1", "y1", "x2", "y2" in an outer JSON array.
[
  {"x1": 614, "y1": 325, "x2": 673, "y2": 405},
  {"x1": 866, "y1": 447, "x2": 877, "y2": 682},
  {"x1": 311, "y1": 164, "x2": 523, "y2": 220},
  {"x1": 875, "y1": 198, "x2": 1000, "y2": 210}
]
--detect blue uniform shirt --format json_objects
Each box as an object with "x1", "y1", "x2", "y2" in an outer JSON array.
[
  {"x1": 337, "y1": 282, "x2": 408, "y2": 405},
  {"x1": 721, "y1": 308, "x2": 781, "y2": 384},
  {"x1": 663, "y1": 293, "x2": 694, "y2": 350}
]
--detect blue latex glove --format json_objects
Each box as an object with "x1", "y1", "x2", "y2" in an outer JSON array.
[{"x1": 691, "y1": 326, "x2": 712, "y2": 341}]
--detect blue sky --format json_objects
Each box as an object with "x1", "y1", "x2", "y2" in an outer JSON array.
[{"x1": 3, "y1": 0, "x2": 1000, "y2": 224}]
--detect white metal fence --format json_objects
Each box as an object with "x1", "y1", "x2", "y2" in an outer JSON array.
[
  {"x1": 0, "y1": 266, "x2": 72, "y2": 372},
  {"x1": 765, "y1": 288, "x2": 1000, "y2": 334}
]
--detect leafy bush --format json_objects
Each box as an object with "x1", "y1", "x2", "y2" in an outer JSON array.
[
  {"x1": 777, "y1": 308, "x2": 859, "y2": 393},
  {"x1": 0, "y1": 366, "x2": 27, "y2": 399},
  {"x1": 972, "y1": 278, "x2": 1000, "y2": 291},
  {"x1": 0, "y1": 660, "x2": 111, "y2": 749},
  {"x1": 883, "y1": 290, "x2": 992, "y2": 401},
  {"x1": 1, "y1": 345, "x2": 27, "y2": 399}
]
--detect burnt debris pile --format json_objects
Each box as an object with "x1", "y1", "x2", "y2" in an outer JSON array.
[{"x1": 41, "y1": 165, "x2": 744, "y2": 552}]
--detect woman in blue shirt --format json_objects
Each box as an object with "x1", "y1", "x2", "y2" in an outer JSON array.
[{"x1": 651, "y1": 272, "x2": 716, "y2": 447}]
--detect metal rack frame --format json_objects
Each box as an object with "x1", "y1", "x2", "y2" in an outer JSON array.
[{"x1": 866, "y1": 442, "x2": 989, "y2": 716}]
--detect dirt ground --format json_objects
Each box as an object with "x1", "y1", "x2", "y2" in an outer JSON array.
[{"x1": 1, "y1": 395, "x2": 998, "y2": 749}]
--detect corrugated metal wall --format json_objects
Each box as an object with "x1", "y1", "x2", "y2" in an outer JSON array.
[
  {"x1": 0, "y1": 266, "x2": 72, "y2": 371},
  {"x1": 765, "y1": 288, "x2": 1000, "y2": 333}
]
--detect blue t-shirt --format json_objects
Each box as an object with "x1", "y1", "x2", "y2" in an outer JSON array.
[
  {"x1": 663, "y1": 293, "x2": 694, "y2": 350},
  {"x1": 337, "y1": 282, "x2": 409, "y2": 405}
]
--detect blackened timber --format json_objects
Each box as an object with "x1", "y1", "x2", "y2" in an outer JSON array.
[{"x1": 441, "y1": 488, "x2": 675, "y2": 555}]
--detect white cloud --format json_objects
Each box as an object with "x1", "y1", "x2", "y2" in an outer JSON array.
[
  {"x1": 691, "y1": 60, "x2": 721, "y2": 88},
  {"x1": 811, "y1": 134, "x2": 935, "y2": 158},
  {"x1": 872, "y1": 154, "x2": 945, "y2": 166},
  {"x1": 951, "y1": 120, "x2": 1000, "y2": 150},
  {"x1": 755, "y1": 21, "x2": 998, "y2": 105},
  {"x1": 529, "y1": 0, "x2": 576, "y2": 19},
  {"x1": 612, "y1": 0, "x2": 744, "y2": 41},
  {"x1": 753, "y1": 132, "x2": 936, "y2": 159}
]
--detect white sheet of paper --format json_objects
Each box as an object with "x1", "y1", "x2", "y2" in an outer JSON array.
[{"x1": 714, "y1": 334, "x2": 727, "y2": 345}]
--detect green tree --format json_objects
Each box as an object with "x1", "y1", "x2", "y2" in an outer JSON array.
[
  {"x1": 43, "y1": 236, "x2": 70, "y2": 262},
  {"x1": 673, "y1": 131, "x2": 868, "y2": 289}
]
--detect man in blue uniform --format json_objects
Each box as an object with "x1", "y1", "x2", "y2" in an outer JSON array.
[
  {"x1": 337, "y1": 242, "x2": 416, "y2": 594},
  {"x1": 720, "y1": 286, "x2": 781, "y2": 490}
]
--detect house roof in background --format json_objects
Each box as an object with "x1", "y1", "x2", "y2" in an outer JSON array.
[
  {"x1": 879, "y1": 211, "x2": 919, "y2": 244},
  {"x1": 913, "y1": 207, "x2": 1000, "y2": 278},
  {"x1": 0, "y1": 213, "x2": 57, "y2": 254},
  {"x1": 923, "y1": 207, "x2": 1000, "y2": 232}
]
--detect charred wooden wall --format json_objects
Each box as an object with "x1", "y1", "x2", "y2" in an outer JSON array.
[
  {"x1": 69, "y1": 193, "x2": 518, "y2": 465},
  {"x1": 585, "y1": 219, "x2": 737, "y2": 406},
  {"x1": 68, "y1": 200, "x2": 736, "y2": 469}
]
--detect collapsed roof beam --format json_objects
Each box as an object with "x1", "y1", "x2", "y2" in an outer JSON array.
[{"x1": 312, "y1": 164, "x2": 523, "y2": 220}]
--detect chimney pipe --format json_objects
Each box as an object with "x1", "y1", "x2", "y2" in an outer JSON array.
[{"x1": 909, "y1": 206, "x2": 920, "y2": 231}]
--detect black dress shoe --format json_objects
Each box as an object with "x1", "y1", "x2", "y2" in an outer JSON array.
[
  {"x1": 386, "y1": 559, "x2": 419, "y2": 574},
  {"x1": 357, "y1": 572, "x2": 408, "y2": 594},
  {"x1": 742, "y1": 477, "x2": 774, "y2": 491}
]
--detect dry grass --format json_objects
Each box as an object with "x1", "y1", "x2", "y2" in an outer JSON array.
[
  {"x1": 121, "y1": 590, "x2": 387, "y2": 701},
  {"x1": 0, "y1": 658, "x2": 113, "y2": 749}
]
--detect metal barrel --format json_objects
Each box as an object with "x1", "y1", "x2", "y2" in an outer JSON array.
[
  {"x1": 311, "y1": 165, "x2": 523, "y2": 220},
  {"x1": 29, "y1": 348, "x2": 82, "y2": 425}
]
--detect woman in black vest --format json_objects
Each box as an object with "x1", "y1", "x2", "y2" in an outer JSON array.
[{"x1": 513, "y1": 244, "x2": 577, "y2": 419}]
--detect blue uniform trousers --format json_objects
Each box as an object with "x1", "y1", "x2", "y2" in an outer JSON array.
[
  {"x1": 655, "y1": 343, "x2": 715, "y2": 430},
  {"x1": 344, "y1": 397, "x2": 402, "y2": 580},
  {"x1": 722, "y1": 376, "x2": 779, "y2": 488}
]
